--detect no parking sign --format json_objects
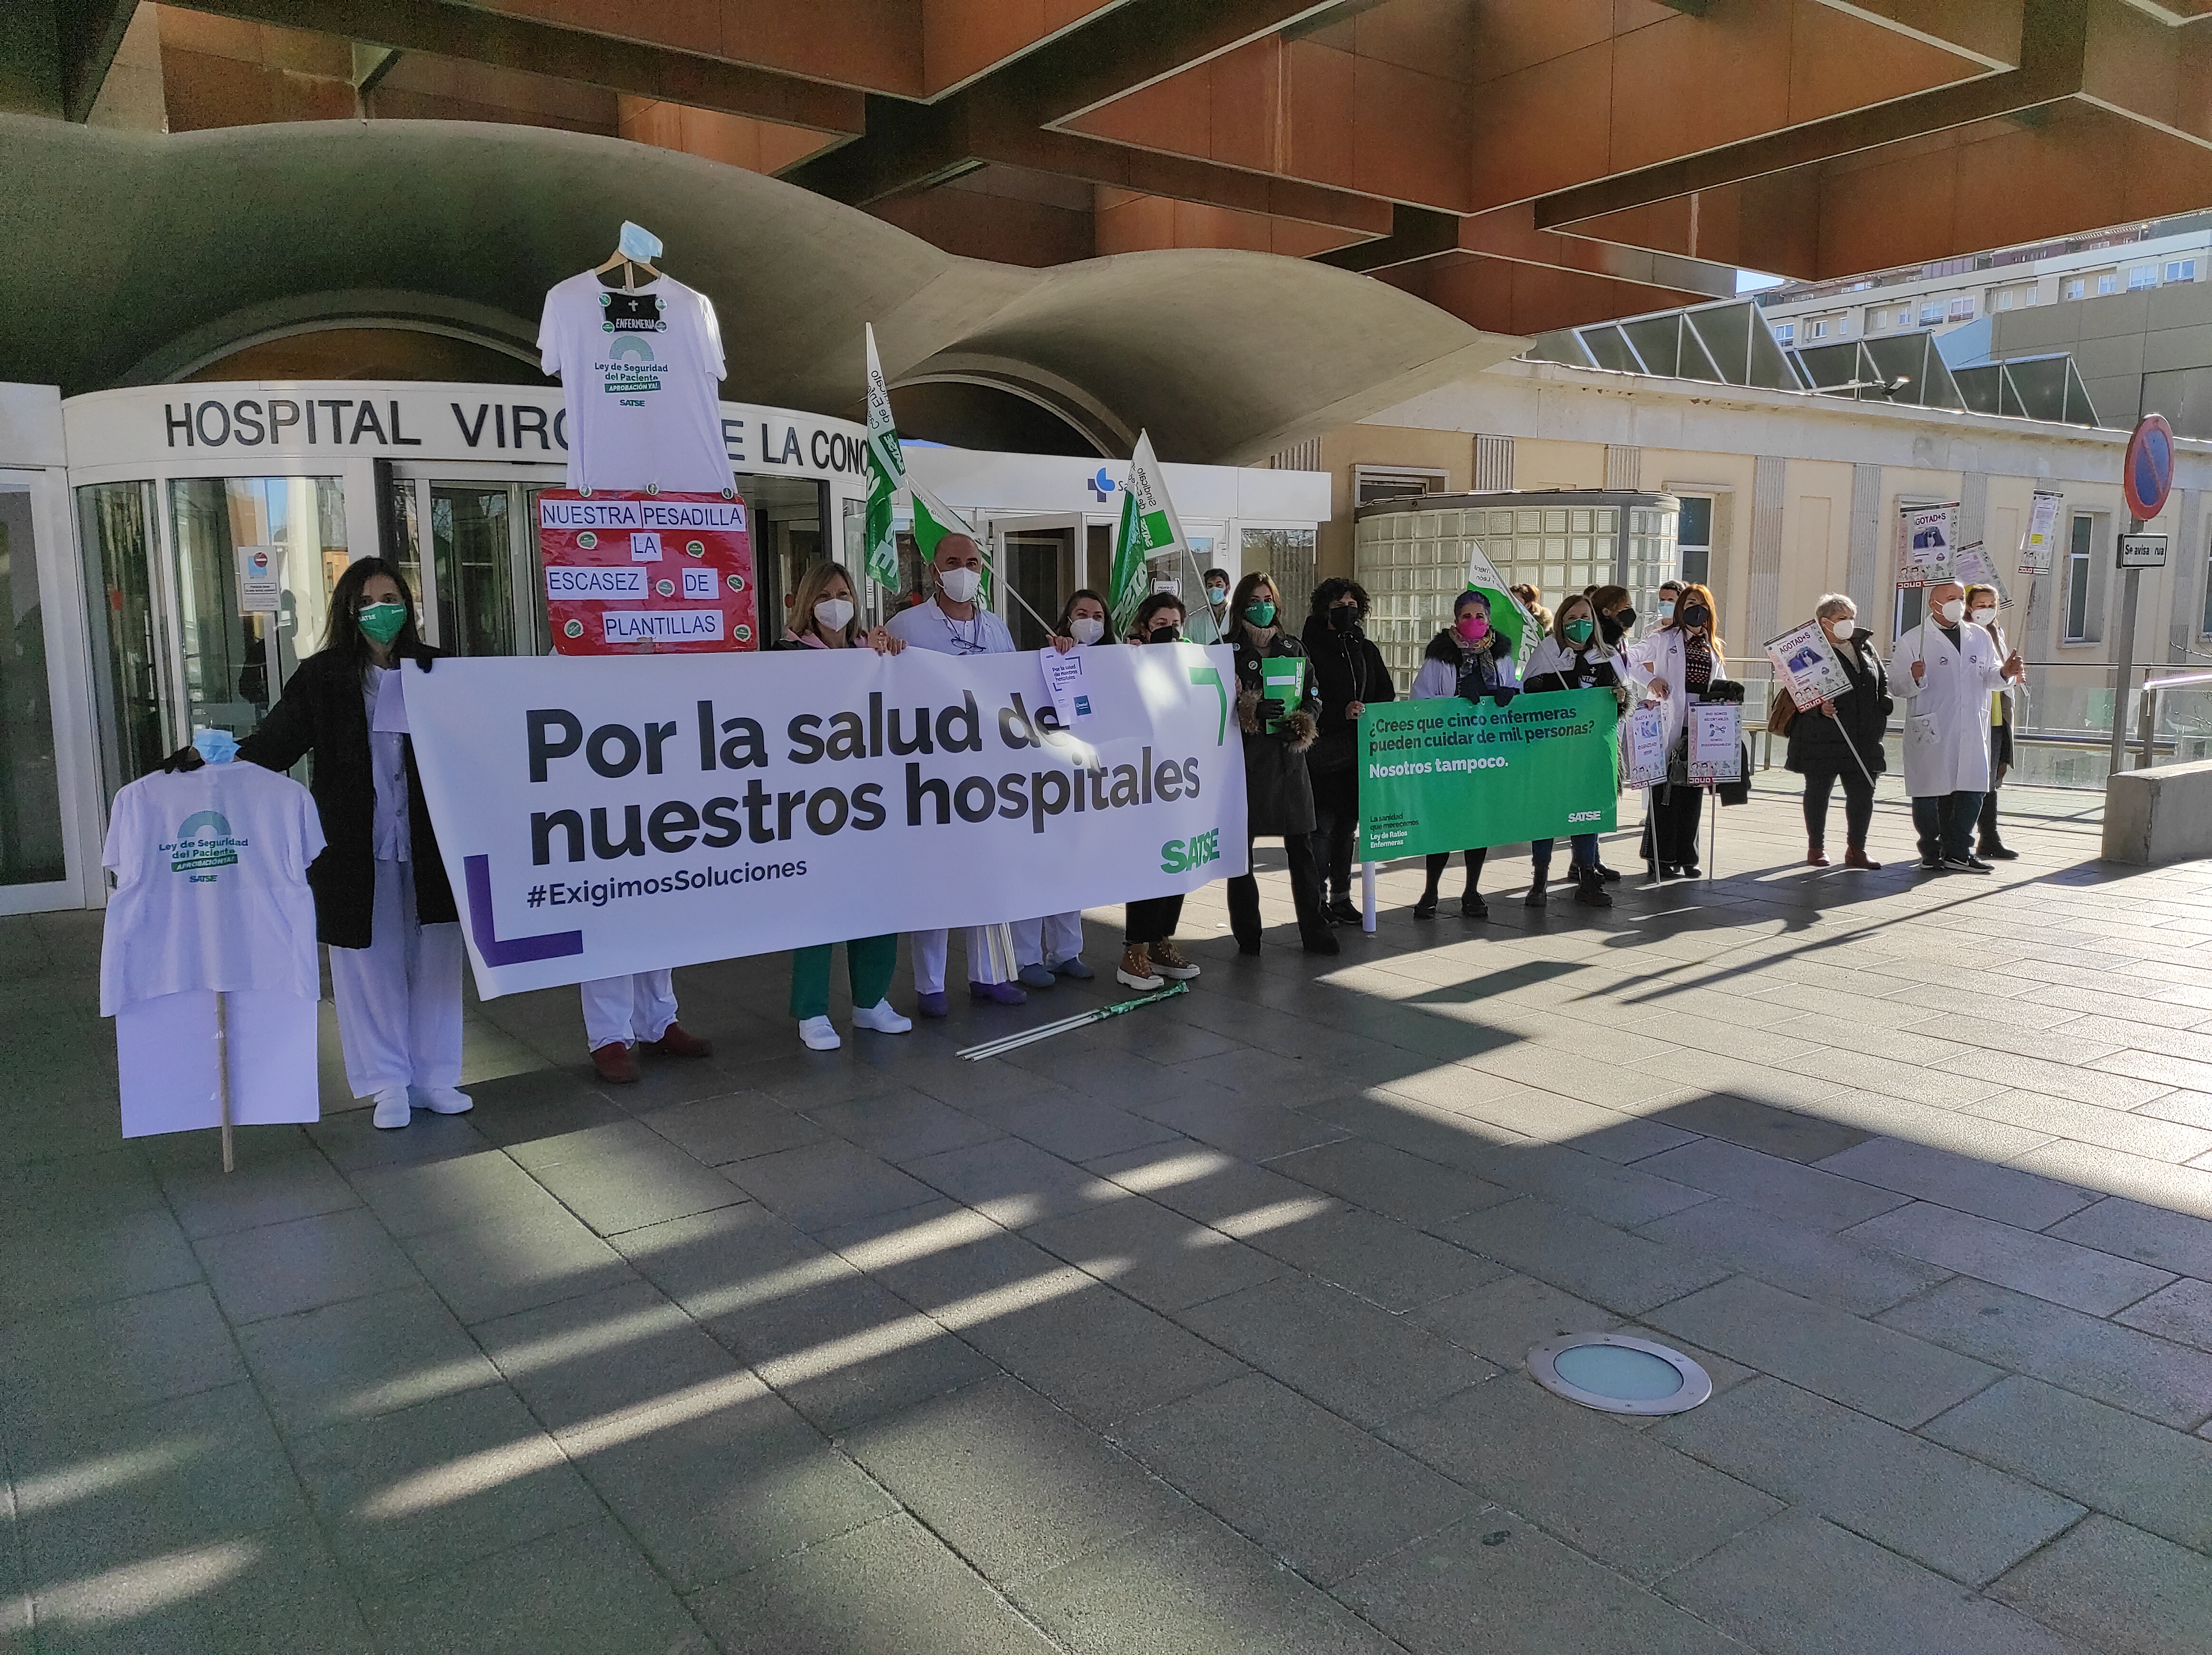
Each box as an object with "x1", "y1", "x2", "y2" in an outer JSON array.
[{"x1": 537, "y1": 491, "x2": 757, "y2": 654}]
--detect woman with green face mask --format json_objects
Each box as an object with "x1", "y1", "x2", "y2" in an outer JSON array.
[
  {"x1": 228, "y1": 557, "x2": 470, "y2": 1132},
  {"x1": 1520, "y1": 593, "x2": 1631, "y2": 908},
  {"x1": 1224, "y1": 571, "x2": 1335, "y2": 957}
]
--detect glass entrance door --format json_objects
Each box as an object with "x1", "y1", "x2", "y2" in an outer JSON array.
[
  {"x1": 986, "y1": 514, "x2": 1081, "y2": 650},
  {"x1": 388, "y1": 474, "x2": 558, "y2": 657},
  {"x1": 0, "y1": 475, "x2": 71, "y2": 893}
]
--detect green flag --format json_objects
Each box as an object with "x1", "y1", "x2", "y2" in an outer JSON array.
[
  {"x1": 1465, "y1": 542, "x2": 1540, "y2": 667},
  {"x1": 909, "y1": 476, "x2": 990, "y2": 608},
  {"x1": 861, "y1": 324, "x2": 903, "y2": 593},
  {"x1": 1108, "y1": 430, "x2": 1184, "y2": 637}
]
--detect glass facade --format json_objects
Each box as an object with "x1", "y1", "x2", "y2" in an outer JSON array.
[
  {"x1": 1242, "y1": 527, "x2": 1316, "y2": 617},
  {"x1": 78, "y1": 480, "x2": 167, "y2": 802},
  {"x1": 0, "y1": 484, "x2": 66, "y2": 886},
  {"x1": 1352, "y1": 492, "x2": 1678, "y2": 690}
]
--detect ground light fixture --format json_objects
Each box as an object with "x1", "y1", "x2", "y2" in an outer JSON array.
[{"x1": 1526, "y1": 1334, "x2": 1713, "y2": 1416}]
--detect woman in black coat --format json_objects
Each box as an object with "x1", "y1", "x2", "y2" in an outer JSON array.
[
  {"x1": 1784, "y1": 594, "x2": 1893, "y2": 869},
  {"x1": 236, "y1": 557, "x2": 468, "y2": 1129},
  {"x1": 1301, "y1": 577, "x2": 1396, "y2": 926},
  {"x1": 1225, "y1": 571, "x2": 1335, "y2": 957}
]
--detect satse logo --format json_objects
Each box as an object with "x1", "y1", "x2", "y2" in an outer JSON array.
[
  {"x1": 1159, "y1": 829, "x2": 1220, "y2": 875},
  {"x1": 163, "y1": 810, "x2": 247, "y2": 875}
]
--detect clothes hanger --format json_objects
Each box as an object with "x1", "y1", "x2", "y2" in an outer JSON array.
[{"x1": 593, "y1": 221, "x2": 664, "y2": 293}]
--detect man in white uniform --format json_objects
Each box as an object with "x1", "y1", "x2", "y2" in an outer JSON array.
[
  {"x1": 885, "y1": 534, "x2": 1025, "y2": 1014},
  {"x1": 1890, "y1": 579, "x2": 2023, "y2": 873}
]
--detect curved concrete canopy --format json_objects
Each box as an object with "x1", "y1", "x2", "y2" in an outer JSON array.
[{"x1": 0, "y1": 113, "x2": 1520, "y2": 463}]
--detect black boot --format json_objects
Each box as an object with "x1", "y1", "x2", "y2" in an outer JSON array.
[
  {"x1": 1461, "y1": 889, "x2": 1488, "y2": 919},
  {"x1": 1327, "y1": 894, "x2": 1361, "y2": 925},
  {"x1": 1575, "y1": 867, "x2": 1614, "y2": 907},
  {"x1": 1413, "y1": 889, "x2": 1439, "y2": 919}
]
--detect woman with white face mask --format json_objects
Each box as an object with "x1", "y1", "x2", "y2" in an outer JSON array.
[
  {"x1": 1784, "y1": 595, "x2": 1892, "y2": 868},
  {"x1": 1964, "y1": 584, "x2": 2018, "y2": 860},
  {"x1": 1008, "y1": 591, "x2": 1114, "y2": 988},
  {"x1": 771, "y1": 562, "x2": 912, "y2": 1050}
]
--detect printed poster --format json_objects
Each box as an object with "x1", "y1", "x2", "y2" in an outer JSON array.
[
  {"x1": 1764, "y1": 621, "x2": 1853, "y2": 711},
  {"x1": 1356, "y1": 690, "x2": 1620, "y2": 859},
  {"x1": 1689, "y1": 702, "x2": 1743, "y2": 785}
]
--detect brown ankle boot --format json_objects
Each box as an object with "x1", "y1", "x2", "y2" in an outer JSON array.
[
  {"x1": 1806, "y1": 841, "x2": 1829, "y2": 867},
  {"x1": 1844, "y1": 846, "x2": 1882, "y2": 870}
]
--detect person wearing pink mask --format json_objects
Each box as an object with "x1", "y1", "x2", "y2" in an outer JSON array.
[{"x1": 1407, "y1": 589, "x2": 1520, "y2": 918}]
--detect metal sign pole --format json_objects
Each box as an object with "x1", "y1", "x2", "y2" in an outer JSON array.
[
  {"x1": 215, "y1": 990, "x2": 235, "y2": 1175},
  {"x1": 2107, "y1": 514, "x2": 2143, "y2": 780}
]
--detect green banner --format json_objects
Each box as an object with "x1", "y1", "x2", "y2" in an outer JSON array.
[{"x1": 1357, "y1": 689, "x2": 1620, "y2": 859}]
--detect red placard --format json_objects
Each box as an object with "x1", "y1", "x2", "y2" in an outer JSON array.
[{"x1": 536, "y1": 490, "x2": 757, "y2": 654}]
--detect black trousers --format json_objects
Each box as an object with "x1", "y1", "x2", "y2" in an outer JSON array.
[
  {"x1": 1651, "y1": 782, "x2": 1705, "y2": 867},
  {"x1": 1125, "y1": 894, "x2": 1184, "y2": 946},
  {"x1": 1423, "y1": 847, "x2": 1487, "y2": 894},
  {"x1": 1228, "y1": 833, "x2": 1328, "y2": 946},
  {"x1": 1308, "y1": 763, "x2": 1359, "y2": 900},
  {"x1": 1801, "y1": 765, "x2": 1875, "y2": 849}
]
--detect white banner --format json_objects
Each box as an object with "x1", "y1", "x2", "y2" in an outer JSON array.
[{"x1": 403, "y1": 645, "x2": 1249, "y2": 997}]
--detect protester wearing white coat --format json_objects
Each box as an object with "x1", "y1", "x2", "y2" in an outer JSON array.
[{"x1": 1890, "y1": 580, "x2": 2023, "y2": 872}]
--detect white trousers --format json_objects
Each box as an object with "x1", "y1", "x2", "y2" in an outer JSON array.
[
  {"x1": 910, "y1": 929, "x2": 1010, "y2": 996},
  {"x1": 1012, "y1": 911, "x2": 1084, "y2": 968},
  {"x1": 328, "y1": 859, "x2": 464, "y2": 1098},
  {"x1": 581, "y1": 970, "x2": 677, "y2": 1050}
]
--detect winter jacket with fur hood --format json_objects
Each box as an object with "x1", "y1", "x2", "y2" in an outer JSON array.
[{"x1": 1410, "y1": 627, "x2": 1519, "y2": 701}]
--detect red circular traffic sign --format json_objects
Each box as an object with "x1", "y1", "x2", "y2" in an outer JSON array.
[{"x1": 2124, "y1": 413, "x2": 2175, "y2": 522}]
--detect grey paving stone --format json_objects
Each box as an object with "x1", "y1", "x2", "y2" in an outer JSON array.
[
  {"x1": 1337, "y1": 1508, "x2": 1756, "y2": 1655},
  {"x1": 1846, "y1": 1200, "x2": 2175, "y2": 1315},
  {"x1": 1647, "y1": 1092, "x2": 1874, "y2": 1164},
  {"x1": 473, "y1": 1278, "x2": 742, "y2": 1436},
  {"x1": 2011, "y1": 1140, "x2": 2212, "y2": 1220},
  {"x1": 1084, "y1": 1144, "x2": 1347, "y2": 1231},
  {"x1": 11, "y1": 1383, "x2": 307, "y2": 1586},
  {"x1": 1991, "y1": 1515, "x2": 2212, "y2": 1655},
  {"x1": 193, "y1": 1204, "x2": 423, "y2": 1323},
  {"x1": 1970, "y1": 1087, "x2": 2212, "y2": 1162},
  {"x1": 1635, "y1": 1138, "x2": 1908, "y2": 1231},
  {"x1": 1242, "y1": 1206, "x2": 1506, "y2": 1311},
  {"x1": 1650, "y1": 1275, "x2": 2001, "y2": 1428},
  {"x1": 400, "y1": 1203, "x2": 641, "y2": 1325},
  {"x1": 0, "y1": 1204, "x2": 202, "y2": 1326},
  {"x1": 1637, "y1": 1194, "x2": 1952, "y2": 1315},
  {"x1": 1653, "y1": 1376, "x2": 2083, "y2": 1585},
  {"x1": 1265, "y1": 1135, "x2": 1513, "y2": 1226},
  {"x1": 560, "y1": 1363, "x2": 893, "y2": 1593},
  {"x1": 636, "y1": 1088, "x2": 830, "y2": 1164},
  {"x1": 1383, "y1": 1373, "x2": 1778, "y2": 1583},
  {"x1": 1126, "y1": 1087, "x2": 1354, "y2": 1160},
  {"x1": 522, "y1": 1137, "x2": 750, "y2": 1236},
  {"x1": 237, "y1": 1284, "x2": 502, "y2": 1436},
  {"x1": 1178, "y1": 1275, "x2": 1494, "y2": 1426},
  {"x1": 1474, "y1": 1142, "x2": 1717, "y2": 1226},
  {"x1": 0, "y1": 1284, "x2": 244, "y2": 1451},
  {"x1": 721, "y1": 1140, "x2": 941, "y2": 1233},
  {"x1": 1014, "y1": 1506, "x2": 1422, "y2": 1655},
  {"x1": 1413, "y1": 1270, "x2": 1622, "y2": 1366},
  {"x1": 32, "y1": 1520, "x2": 374, "y2": 1655},
  {"x1": 844, "y1": 1377, "x2": 1188, "y2": 1584},
  {"x1": 348, "y1": 1148, "x2": 567, "y2": 1238},
  {"x1": 1022, "y1": 1194, "x2": 1289, "y2": 1313},
  {"x1": 2115, "y1": 1276, "x2": 2212, "y2": 1349},
  {"x1": 1442, "y1": 1197, "x2": 1732, "y2": 1315},
  {"x1": 2048, "y1": 1195, "x2": 2212, "y2": 1279},
  {"x1": 1113, "y1": 1371, "x2": 1480, "y2": 1585},
  {"x1": 290, "y1": 1381, "x2": 599, "y2": 1586},
  {"x1": 691, "y1": 1513, "x2": 1057, "y2": 1655},
  {"x1": 1879, "y1": 1277, "x2": 2212, "y2": 1429},
  {"x1": 901, "y1": 1137, "x2": 1104, "y2": 1226},
  {"x1": 1662, "y1": 1509, "x2": 2078, "y2": 1655},
  {"x1": 1923, "y1": 1374, "x2": 2212, "y2": 1552},
  {"x1": 361, "y1": 1516, "x2": 705, "y2": 1655},
  {"x1": 807, "y1": 1086, "x2": 1006, "y2": 1161},
  {"x1": 1301, "y1": 1091, "x2": 1518, "y2": 1175},
  {"x1": 1813, "y1": 1134, "x2": 2099, "y2": 1227},
  {"x1": 991, "y1": 1096, "x2": 1184, "y2": 1163},
  {"x1": 150, "y1": 1133, "x2": 361, "y2": 1239}
]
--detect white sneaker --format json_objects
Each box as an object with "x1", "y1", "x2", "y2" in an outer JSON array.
[
  {"x1": 371, "y1": 1086, "x2": 411, "y2": 1129},
  {"x1": 798, "y1": 1015, "x2": 842, "y2": 1051},
  {"x1": 851, "y1": 999, "x2": 912, "y2": 1034},
  {"x1": 411, "y1": 1085, "x2": 473, "y2": 1115}
]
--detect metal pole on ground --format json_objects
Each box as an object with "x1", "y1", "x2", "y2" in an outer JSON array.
[
  {"x1": 1361, "y1": 859, "x2": 1377, "y2": 933},
  {"x1": 215, "y1": 990, "x2": 235, "y2": 1175}
]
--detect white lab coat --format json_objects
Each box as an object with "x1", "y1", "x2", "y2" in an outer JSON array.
[
  {"x1": 1622, "y1": 628, "x2": 1715, "y2": 754},
  {"x1": 1890, "y1": 620, "x2": 2011, "y2": 796}
]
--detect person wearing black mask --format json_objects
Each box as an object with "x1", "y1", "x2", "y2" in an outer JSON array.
[
  {"x1": 1626, "y1": 581, "x2": 1724, "y2": 878},
  {"x1": 1301, "y1": 578, "x2": 1395, "y2": 924},
  {"x1": 1118, "y1": 595, "x2": 1205, "y2": 990},
  {"x1": 1225, "y1": 573, "x2": 1334, "y2": 956}
]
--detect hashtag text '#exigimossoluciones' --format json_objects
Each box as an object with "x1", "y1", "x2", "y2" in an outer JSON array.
[{"x1": 527, "y1": 861, "x2": 807, "y2": 909}]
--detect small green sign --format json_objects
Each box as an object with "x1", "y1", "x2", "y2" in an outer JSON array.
[{"x1": 1260, "y1": 656, "x2": 1306, "y2": 711}]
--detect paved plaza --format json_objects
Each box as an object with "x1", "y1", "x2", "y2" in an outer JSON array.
[{"x1": 5, "y1": 779, "x2": 2212, "y2": 1654}]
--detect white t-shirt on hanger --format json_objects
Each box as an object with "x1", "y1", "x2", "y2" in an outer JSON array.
[
  {"x1": 100, "y1": 762, "x2": 326, "y2": 1016},
  {"x1": 537, "y1": 269, "x2": 730, "y2": 494}
]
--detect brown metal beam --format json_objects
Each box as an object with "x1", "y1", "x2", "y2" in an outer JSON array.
[
  {"x1": 156, "y1": 0, "x2": 867, "y2": 133},
  {"x1": 1536, "y1": 0, "x2": 2087, "y2": 229}
]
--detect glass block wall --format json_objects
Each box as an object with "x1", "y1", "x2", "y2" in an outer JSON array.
[{"x1": 1352, "y1": 491, "x2": 1680, "y2": 691}]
